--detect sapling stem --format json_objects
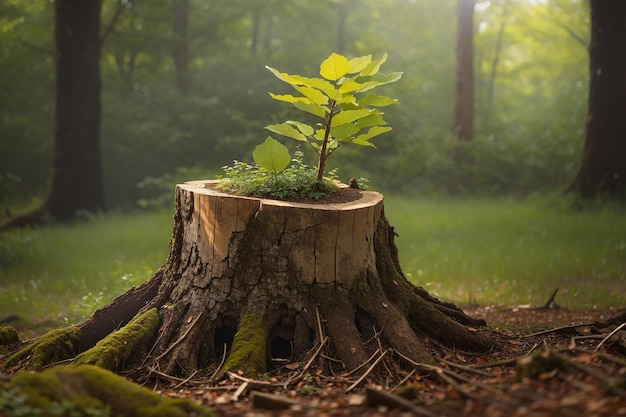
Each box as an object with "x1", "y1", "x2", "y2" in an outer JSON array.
[{"x1": 316, "y1": 100, "x2": 337, "y2": 183}]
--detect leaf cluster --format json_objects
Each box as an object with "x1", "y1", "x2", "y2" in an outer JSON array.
[
  {"x1": 265, "y1": 53, "x2": 402, "y2": 181},
  {"x1": 217, "y1": 151, "x2": 339, "y2": 200}
]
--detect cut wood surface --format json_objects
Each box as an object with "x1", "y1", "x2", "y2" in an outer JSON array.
[{"x1": 182, "y1": 180, "x2": 383, "y2": 287}]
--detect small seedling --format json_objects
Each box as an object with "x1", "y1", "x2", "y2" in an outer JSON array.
[{"x1": 219, "y1": 52, "x2": 401, "y2": 198}]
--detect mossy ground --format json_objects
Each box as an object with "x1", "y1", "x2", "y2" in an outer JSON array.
[
  {"x1": 0, "y1": 326, "x2": 19, "y2": 345},
  {"x1": 7, "y1": 364, "x2": 213, "y2": 417}
]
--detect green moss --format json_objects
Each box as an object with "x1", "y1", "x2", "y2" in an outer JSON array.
[
  {"x1": 9, "y1": 364, "x2": 214, "y2": 417},
  {"x1": 0, "y1": 326, "x2": 19, "y2": 345},
  {"x1": 4, "y1": 326, "x2": 80, "y2": 370},
  {"x1": 74, "y1": 308, "x2": 159, "y2": 371},
  {"x1": 223, "y1": 312, "x2": 267, "y2": 377}
]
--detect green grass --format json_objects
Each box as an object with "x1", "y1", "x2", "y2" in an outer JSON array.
[
  {"x1": 0, "y1": 210, "x2": 172, "y2": 330},
  {"x1": 385, "y1": 196, "x2": 626, "y2": 308},
  {"x1": 0, "y1": 197, "x2": 624, "y2": 336}
]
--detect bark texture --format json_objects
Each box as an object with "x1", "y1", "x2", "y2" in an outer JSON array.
[
  {"x1": 5, "y1": 181, "x2": 496, "y2": 378},
  {"x1": 567, "y1": 0, "x2": 626, "y2": 199}
]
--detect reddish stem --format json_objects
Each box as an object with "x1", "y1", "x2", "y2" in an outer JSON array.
[{"x1": 316, "y1": 100, "x2": 337, "y2": 183}]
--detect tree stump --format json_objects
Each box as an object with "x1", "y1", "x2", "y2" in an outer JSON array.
[{"x1": 6, "y1": 180, "x2": 497, "y2": 378}]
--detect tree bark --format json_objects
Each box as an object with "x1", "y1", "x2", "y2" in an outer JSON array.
[
  {"x1": 6, "y1": 181, "x2": 496, "y2": 378},
  {"x1": 47, "y1": 0, "x2": 105, "y2": 220},
  {"x1": 566, "y1": 0, "x2": 626, "y2": 200}
]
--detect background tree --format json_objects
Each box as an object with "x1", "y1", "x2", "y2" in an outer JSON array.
[
  {"x1": 567, "y1": 0, "x2": 626, "y2": 200},
  {"x1": 1, "y1": 0, "x2": 105, "y2": 228},
  {"x1": 452, "y1": 0, "x2": 475, "y2": 142},
  {"x1": 48, "y1": 0, "x2": 105, "y2": 220}
]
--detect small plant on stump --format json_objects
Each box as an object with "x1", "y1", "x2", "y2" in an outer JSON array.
[{"x1": 218, "y1": 52, "x2": 402, "y2": 197}]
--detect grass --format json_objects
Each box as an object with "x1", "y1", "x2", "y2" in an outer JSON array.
[
  {"x1": 385, "y1": 195, "x2": 626, "y2": 308},
  {"x1": 0, "y1": 197, "x2": 624, "y2": 336},
  {"x1": 0, "y1": 210, "x2": 172, "y2": 332}
]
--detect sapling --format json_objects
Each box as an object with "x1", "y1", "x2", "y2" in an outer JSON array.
[
  {"x1": 219, "y1": 52, "x2": 401, "y2": 198},
  {"x1": 265, "y1": 52, "x2": 402, "y2": 184}
]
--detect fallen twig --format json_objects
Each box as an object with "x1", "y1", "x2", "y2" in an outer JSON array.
[
  {"x1": 154, "y1": 313, "x2": 203, "y2": 362},
  {"x1": 595, "y1": 321, "x2": 626, "y2": 352},
  {"x1": 537, "y1": 288, "x2": 559, "y2": 309},
  {"x1": 284, "y1": 336, "x2": 328, "y2": 387},
  {"x1": 209, "y1": 343, "x2": 228, "y2": 382},
  {"x1": 521, "y1": 323, "x2": 591, "y2": 339},
  {"x1": 346, "y1": 349, "x2": 389, "y2": 393},
  {"x1": 173, "y1": 369, "x2": 199, "y2": 389}
]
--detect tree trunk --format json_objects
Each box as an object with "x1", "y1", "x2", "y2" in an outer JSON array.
[
  {"x1": 6, "y1": 181, "x2": 496, "y2": 378},
  {"x1": 48, "y1": 0, "x2": 105, "y2": 220},
  {"x1": 566, "y1": 0, "x2": 626, "y2": 200},
  {"x1": 452, "y1": 0, "x2": 475, "y2": 143}
]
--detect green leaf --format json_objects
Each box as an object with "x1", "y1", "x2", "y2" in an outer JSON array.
[
  {"x1": 360, "y1": 53, "x2": 388, "y2": 76},
  {"x1": 356, "y1": 113, "x2": 387, "y2": 129},
  {"x1": 330, "y1": 123, "x2": 359, "y2": 141},
  {"x1": 253, "y1": 137, "x2": 291, "y2": 172},
  {"x1": 294, "y1": 101, "x2": 328, "y2": 118},
  {"x1": 269, "y1": 93, "x2": 310, "y2": 104},
  {"x1": 265, "y1": 123, "x2": 308, "y2": 141},
  {"x1": 320, "y1": 53, "x2": 350, "y2": 81},
  {"x1": 286, "y1": 120, "x2": 314, "y2": 136},
  {"x1": 353, "y1": 125, "x2": 392, "y2": 143},
  {"x1": 330, "y1": 109, "x2": 372, "y2": 127},
  {"x1": 359, "y1": 94, "x2": 399, "y2": 107},
  {"x1": 338, "y1": 81, "x2": 364, "y2": 94},
  {"x1": 337, "y1": 95, "x2": 357, "y2": 105},
  {"x1": 352, "y1": 139, "x2": 377, "y2": 148},
  {"x1": 348, "y1": 55, "x2": 372, "y2": 74},
  {"x1": 266, "y1": 66, "x2": 305, "y2": 87},
  {"x1": 291, "y1": 75, "x2": 341, "y2": 100},
  {"x1": 355, "y1": 72, "x2": 403, "y2": 92},
  {"x1": 294, "y1": 86, "x2": 329, "y2": 105}
]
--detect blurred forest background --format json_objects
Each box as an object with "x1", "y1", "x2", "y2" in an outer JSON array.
[
  {"x1": 0, "y1": 0, "x2": 590, "y2": 209},
  {"x1": 4, "y1": 0, "x2": 626, "y2": 329}
]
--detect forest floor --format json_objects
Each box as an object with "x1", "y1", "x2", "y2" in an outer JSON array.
[{"x1": 130, "y1": 304, "x2": 626, "y2": 417}]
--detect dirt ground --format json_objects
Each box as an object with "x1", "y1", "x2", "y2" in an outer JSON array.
[{"x1": 134, "y1": 305, "x2": 626, "y2": 417}]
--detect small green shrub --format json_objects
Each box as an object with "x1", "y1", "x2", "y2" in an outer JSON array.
[{"x1": 218, "y1": 150, "x2": 339, "y2": 200}]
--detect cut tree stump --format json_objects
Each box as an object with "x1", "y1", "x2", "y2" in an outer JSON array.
[{"x1": 5, "y1": 180, "x2": 497, "y2": 379}]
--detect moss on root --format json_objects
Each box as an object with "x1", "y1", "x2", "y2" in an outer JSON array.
[
  {"x1": 223, "y1": 312, "x2": 267, "y2": 377},
  {"x1": 0, "y1": 326, "x2": 19, "y2": 345},
  {"x1": 74, "y1": 308, "x2": 159, "y2": 371},
  {"x1": 9, "y1": 364, "x2": 214, "y2": 417},
  {"x1": 4, "y1": 326, "x2": 81, "y2": 371}
]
